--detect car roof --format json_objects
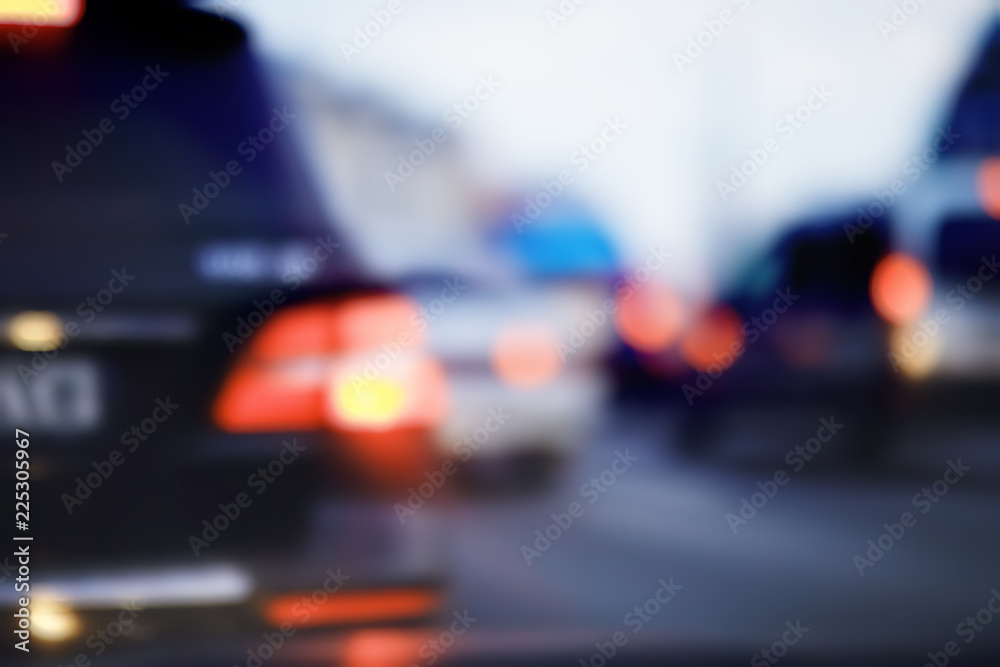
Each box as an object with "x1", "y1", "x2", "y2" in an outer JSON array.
[{"x1": 0, "y1": 2, "x2": 334, "y2": 242}]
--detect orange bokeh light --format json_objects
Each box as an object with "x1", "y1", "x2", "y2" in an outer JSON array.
[
  {"x1": 332, "y1": 295, "x2": 424, "y2": 352},
  {"x1": 248, "y1": 295, "x2": 423, "y2": 362},
  {"x1": 213, "y1": 366, "x2": 324, "y2": 433},
  {"x1": 491, "y1": 323, "x2": 562, "y2": 388},
  {"x1": 679, "y1": 305, "x2": 745, "y2": 371},
  {"x1": 215, "y1": 295, "x2": 445, "y2": 435},
  {"x1": 264, "y1": 589, "x2": 440, "y2": 628},
  {"x1": 869, "y1": 253, "x2": 932, "y2": 325},
  {"x1": 327, "y1": 357, "x2": 449, "y2": 432},
  {"x1": 613, "y1": 282, "x2": 684, "y2": 353},
  {"x1": 0, "y1": 0, "x2": 82, "y2": 27},
  {"x1": 342, "y1": 630, "x2": 433, "y2": 667},
  {"x1": 249, "y1": 303, "x2": 334, "y2": 362},
  {"x1": 976, "y1": 157, "x2": 1000, "y2": 220}
]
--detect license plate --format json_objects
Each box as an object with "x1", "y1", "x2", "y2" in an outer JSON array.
[{"x1": 0, "y1": 357, "x2": 101, "y2": 434}]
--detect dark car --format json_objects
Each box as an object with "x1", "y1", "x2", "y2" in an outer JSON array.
[
  {"x1": 657, "y1": 19, "x2": 1000, "y2": 467},
  {"x1": 665, "y1": 212, "x2": 897, "y2": 463},
  {"x1": 1, "y1": 2, "x2": 443, "y2": 663}
]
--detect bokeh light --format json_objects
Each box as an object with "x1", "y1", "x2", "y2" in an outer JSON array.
[
  {"x1": 491, "y1": 323, "x2": 562, "y2": 388},
  {"x1": 870, "y1": 253, "x2": 932, "y2": 325},
  {"x1": 614, "y1": 282, "x2": 685, "y2": 353},
  {"x1": 976, "y1": 156, "x2": 1000, "y2": 220},
  {"x1": 679, "y1": 305, "x2": 745, "y2": 371}
]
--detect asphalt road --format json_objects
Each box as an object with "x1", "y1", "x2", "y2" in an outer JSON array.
[
  {"x1": 15, "y1": 405, "x2": 1000, "y2": 666},
  {"x1": 432, "y1": 405, "x2": 1000, "y2": 664}
]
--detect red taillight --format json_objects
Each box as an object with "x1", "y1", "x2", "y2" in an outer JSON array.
[
  {"x1": 490, "y1": 323, "x2": 561, "y2": 388},
  {"x1": 870, "y1": 253, "x2": 932, "y2": 325},
  {"x1": 977, "y1": 157, "x2": 1000, "y2": 220},
  {"x1": 213, "y1": 295, "x2": 448, "y2": 434},
  {"x1": 679, "y1": 304, "x2": 745, "y2": 371},
  {"x1": 342, "y1": 630, "x2": 433, "y2": 667},
  {"x1": 213, "y1": 365, "x2": 325, "y2": 433},
  {"x1": 613, "y1": 282, "x2": 684, "y2": 353},
  {"x1": 334, "y1": 295, "x2": 426, "y2": 351},
  {"x1": 263, "y1": 588, "x2": 440, "y2": 628},
  {"x1": 249, "y1": 303, "x2": 334, "y2": 363}
]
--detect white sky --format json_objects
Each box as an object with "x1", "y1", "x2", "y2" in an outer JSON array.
[{"x1": 207, "y1": 0, "x2": 996, "y2": 294}]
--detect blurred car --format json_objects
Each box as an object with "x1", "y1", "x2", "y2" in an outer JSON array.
[
  {"x1": 628, "y1": 20, "x2": 1000, "y2": 466},
  {"x1": 870, "y1": 22, "x2": 1000, "y2": 430},
  {"x1": 0, "y1": 2, "x2": 447, "y2": 662},
  {"x1": 652, "y1": 212, "x2": 898, "y2": 463},
  {"x1": 267, "y1": 65, "x2": 626, "y2": 489},
  {"x1": 889, "y1": 21, "x2": 1000, "y2": 381}
]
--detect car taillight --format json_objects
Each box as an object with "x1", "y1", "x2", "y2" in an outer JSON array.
[
  {"x1": 977, "y1": 157, "x2": 1000, "y2": 220},
  {"x1": 869, "y1": 253, "x2": 932, "y2": 325},
  {"x1": 328, "y1": 356, "x2": 447, "y2": 430},
  {"x1": 213, "y1": 295, "x2": 449, "y2": 434},
  {"x1": 342, "y1": 630, "x2": 435, "y2": 667},
  {"x1": 0, "y1": 0, "x2": 82, "y2": 27},
  {"x1": 679, "y1": 304, "x2": 744, "y2": 371},
  {"x1": 613, "y1": 281, "x2": 685, "y2": 353},
  {"x1": 263, "y1": 588, "x2": 440, "y2": 628},
  {"x1": 490, "y1": 322, "x2": 562, "y2": 388}
]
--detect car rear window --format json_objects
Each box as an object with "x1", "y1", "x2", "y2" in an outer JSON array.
[
  {"x1": 0, "y1": 28, "x2": 328, "y2": 241},
  {"x1": 938, "y1": 215, "x2": 1000, "y2": 290}
]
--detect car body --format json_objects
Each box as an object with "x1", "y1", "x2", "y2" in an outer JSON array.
[
  {"x1": 0, "y1": 3, "x2": 445, "y2": 661},
  {"x1": 639, "y1": 22, "x2": 1000, "y2": 464}
]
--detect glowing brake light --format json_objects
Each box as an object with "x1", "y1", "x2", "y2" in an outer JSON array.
[
  {"x1": 213, "y1": 295, "x2": 447, "y2": 434},
  {"x1": 250, "y1": 303, "x2": 333, "y2": 363},
  {"x1": 977, "y1": 157, "x2": 1000, "y2": 220},
  {"x1": 213, "y1": 365, "x2": 325, "y2": 433},
  {"x1": 490, "y1": 323, "x2": 561, "y2": 388},
  {"x1": 343, "y1": 630, "x2": 432, "y2": 667},
  {"x1": 613, "y1": 282, "x2": 684, "y2": 353},
  {"x1": 679, "y1": 304, "x2": 744, "y2": 371},
  {"x1": 0, "y1": 0, "x2": 82, "y2": 27},
  {"x1": 263, "y1": 588, "x2": 440, "y2": 628},
  {"x1": 333, "y1": 377, "x2": 406, "y2": 427},
  {"x1": 327, "y1": 355, "x2": 448, "y2": 431},
  {"x1": 869, "y1": 253, "x2": 932, "y2": 325}
]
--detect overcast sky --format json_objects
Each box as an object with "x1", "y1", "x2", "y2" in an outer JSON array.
[{"x1": 209, "y1": 0, "x2": 997, "y2": 294}]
